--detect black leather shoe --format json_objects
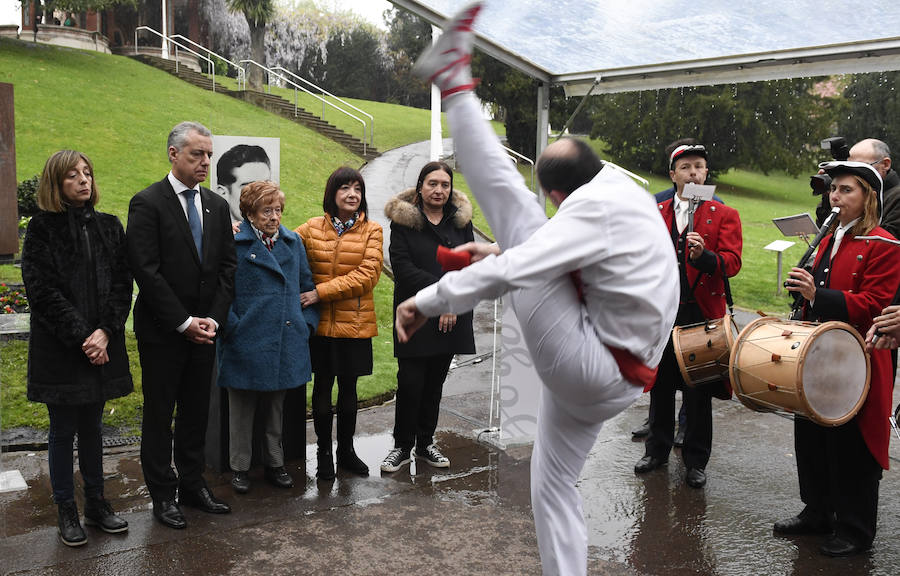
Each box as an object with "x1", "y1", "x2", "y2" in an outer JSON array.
[
  {"x1": 634, "y1": 455, "x2": 667, "y2": 474},
  {"x1": 632, "y1": 418, "x2": 651, "y2": 438},
  {"x1": 264, "y1": 466, "x2": 294, "y2": 489},
  {"x1": 179, "y1": 487, "x2": 231, "y2": 514},
  {"x1": 84, "y1": 497, "x2": 128, "y2": 534},
  {"x1": 773, "y1": 514, "x2": 831, "y2": 535},
  {"x1": 820, "y1": 535, "x2": 869, "y2": 557},
  {"x1": 57, "y1": 500, "x2": 87, "y2": 546},
  {"x1": 317, "y1": 450, "x2": 335, "y2": 480},
  {"x1": 673, "y1": 427, "x2": 685, "y2": 448},
  {"x1": 231, "y1": 471, "x2": 250, "y2": 494},
  {"x1": 337, "y1": 447, "x2": 369, "y2": 477},
  {"x1": 152, "y1": 499, "x2": 186, "y2": 529},
  {"x1": 686, "y1": 468, "x2": 707, "y2": 488}
]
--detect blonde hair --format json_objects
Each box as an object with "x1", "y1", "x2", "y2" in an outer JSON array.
[
  {"x1": 830, "y1": 175, "x2": 880, "y2": 238},
  {"x1": 37, "y1": 150, "x2": 99, "y2": 212},
  {"x1": 239, "y1": 180, "x2": 285, "y2": 219}
]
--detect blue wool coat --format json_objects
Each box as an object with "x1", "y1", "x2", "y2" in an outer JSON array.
[{"x1": 217, "y1": 222, "x2": 319, "y2": 391}]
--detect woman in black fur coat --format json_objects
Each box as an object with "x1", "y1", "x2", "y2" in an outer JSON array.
[
  {"x1": 379, "y1": 161, "x2": 476, "y2": 474},
  {"x1": 21, "y1": 150, "x2": 133, "y2": 546}
]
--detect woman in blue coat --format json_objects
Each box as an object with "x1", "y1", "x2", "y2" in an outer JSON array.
[{"x1": 217, "y1": 181, "x2": 319, "y2": 493}]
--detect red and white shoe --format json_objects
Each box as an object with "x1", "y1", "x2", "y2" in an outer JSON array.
[{"x1": 412, "y1": 1, "x2": 483, "y2": 100}]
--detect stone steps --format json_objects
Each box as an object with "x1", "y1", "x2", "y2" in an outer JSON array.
[{"x1": 129, "y1": 54, "x2": 379, "y2": 161}]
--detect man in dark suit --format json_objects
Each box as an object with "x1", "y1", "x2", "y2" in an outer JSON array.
[{"x1": 127, "y1": 121, "x2": 236, "y2": 529}]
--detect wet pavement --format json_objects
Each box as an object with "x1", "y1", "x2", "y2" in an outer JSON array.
[
  {"x1": 3, "y1": 306, "x2": 900, "y2": 575},
  {"x1": 3, "y1": 142, "x2": 900, "y2": 575}
]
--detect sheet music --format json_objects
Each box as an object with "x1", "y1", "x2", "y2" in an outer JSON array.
[
  {"x1": 681, "y1": 183, "x2": 716, "y2": 201},
  {"x1": 773, "y1": 213, "x2": 819, "y2": 237}
]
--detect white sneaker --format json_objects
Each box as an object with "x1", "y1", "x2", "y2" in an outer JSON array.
[
  {"x1": 412, "y1": 1, "x2": 483, "y2": 100},
  {"x1": 380, "y1": 448, "x2": 412, "y2": 473},
  {"x1": 417, "y1": 444, "x2": 450, "y2": 468}
]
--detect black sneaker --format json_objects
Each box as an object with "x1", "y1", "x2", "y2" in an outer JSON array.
[
  {"x1": 417, "y1": 444, "x2": 450, "y2": 468},
  {"x1": 380, "y1": 448, "x2": 412, "y2": 473},
  {"x1": 57, "y1": 500, "x2": 87, "y2": 546},
  {"x1": 84, "y1": 497, "x2": 128, "y2": 534}
]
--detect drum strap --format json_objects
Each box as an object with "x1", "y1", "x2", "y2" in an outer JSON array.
[{"x1": 717, "y1": 253, "x2": 734, "y2": 314}]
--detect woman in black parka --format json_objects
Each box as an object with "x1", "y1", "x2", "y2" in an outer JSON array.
[
  {"x1": 380, "y1": 161, "x2": 475, "y2": 473},
  {"x1": 21, "y1": 150, "x2": 133, "y2": 546}
]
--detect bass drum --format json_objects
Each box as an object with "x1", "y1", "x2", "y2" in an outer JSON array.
[{"x1": 728, "y1": 317, "x2": 869, "y2": 426}]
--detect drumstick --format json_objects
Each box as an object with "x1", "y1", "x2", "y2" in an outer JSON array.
[{"x1": 890, "y1": 414, "x2": 900, "y2": 441}]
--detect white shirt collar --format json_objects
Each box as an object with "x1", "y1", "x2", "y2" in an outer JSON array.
[{"x1": 167, "y1": 171, "x2": 198, "y2": 194}]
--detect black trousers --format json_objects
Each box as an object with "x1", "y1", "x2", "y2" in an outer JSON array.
[
  {"x1": 644, "y1": 338, "x2": 714, "y2": 470},
  {"x1": 138, "y1": 339, "x2": 216, "y2": 501},
  {"x1": 392, "y1": 354, "x2": 454, "y2": 451},
  {"x1": 311, "y1": 373, "x2": 359, "y2": 452},
  {"x1": 794, "y1": 417, "x2": 882, "y2": 547},
  {"x1": 47, "y1": 402, "x2": 104, "y2": 503}
]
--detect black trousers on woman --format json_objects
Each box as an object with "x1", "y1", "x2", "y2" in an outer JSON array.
[
  {"x1": 794, "y1": 417, "x2": 882, "y2": 547},
  {"x1": 311, "y1": 373, "x2": 359, "y2": 453},
  {"x1": 47, "y1": 402, "x2": 105, "y2": 503},
  {"x1": 392, "y1": 354, "x2": 454, "y2": 451}
]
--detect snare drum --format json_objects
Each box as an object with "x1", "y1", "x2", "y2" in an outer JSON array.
[
  {"x1": 728, "y1": 317, "x2": 870, "y2": 426},
  {"x1": 672, "y1": 315, "x2": 738, "y2": 387}
]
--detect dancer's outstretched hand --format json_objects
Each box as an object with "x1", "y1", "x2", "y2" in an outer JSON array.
[
  {"x1": 396, "y1": 296, "x2": 429, "y2": 343},
  {"x1": 453, "y1": 241, "x2": 500, "y2": 263}
]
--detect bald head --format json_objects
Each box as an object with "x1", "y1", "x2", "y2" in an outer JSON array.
[
  {"x1": 849, "y1": 138, "x2": 892, "y2": 178},
  {"x1": 536, "y1": 137, "x2": 604, "y2": 206}
]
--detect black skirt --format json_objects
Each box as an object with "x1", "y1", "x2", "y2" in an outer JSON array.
[{"x1": 309, "y1": 336, "x2": 373, "y2": 377}]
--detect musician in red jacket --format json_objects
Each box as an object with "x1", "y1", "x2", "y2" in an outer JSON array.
[
  {"x1": 634, "y1": 144, "x2": 742, "y2": 488},
  {"x1": 781, "y1": 161, "x2": 900, "y2": 556}
]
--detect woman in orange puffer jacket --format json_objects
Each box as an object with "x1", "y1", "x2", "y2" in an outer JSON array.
[{"x1": 296, "y1": 166, "x2": 383, "y2": 480}]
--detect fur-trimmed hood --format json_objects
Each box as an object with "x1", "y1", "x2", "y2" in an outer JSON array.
[{"x1": 384, "y1": 187, "x2": 473, "y2": 230}]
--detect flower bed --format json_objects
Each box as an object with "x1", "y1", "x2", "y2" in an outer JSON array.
[{"x1": 0, "y1": 283, "x2": 28, "y2": 314}]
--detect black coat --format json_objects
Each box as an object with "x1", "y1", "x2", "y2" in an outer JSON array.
[
  {"x1": 385, "y1": 188, "x2": 476, "y2": 358},
  {"x1": 21, "y1": 208, "x2": 133, "y2": 405}
]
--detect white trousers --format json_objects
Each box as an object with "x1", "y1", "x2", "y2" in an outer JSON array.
[{"x1": 446, "y1": 94, "x2": 643, "y2": 575}]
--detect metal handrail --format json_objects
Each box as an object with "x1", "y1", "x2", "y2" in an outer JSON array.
[
  {"x1": 602, "y1": 160, "x2": 650, "y2": 190},
  {"x1": 171, "y1": 34, "x2": 245, "y2": 90},
  {"x1": 134, "y1": 26, "x2": 215, "y2": 92},
  {"x1": 502, "y1": 145, "x2": 536, "y2": 193},
  {"x1": 270, "y1": 66, "x2": 374, "y2": 147},
  {"x1": 240, "y1": 59, "x2": 367, "y2": 156}
]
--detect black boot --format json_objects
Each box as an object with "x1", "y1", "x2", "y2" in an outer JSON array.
[
  {"x1": 84, "y1": 497, "x2": 129, "y2": 534},
  {"x1": 336, "y1": 409, "x2": 368, "y2": 476},
  {"x1": 316, "y1": 449, "x2": 335, "y2": 480},
  {"x1": 313, "y1": 406, "x2": 335, "y2": 480},
  {"x1": 57, "y1": 500, "x2": 87, "y2": 547}
]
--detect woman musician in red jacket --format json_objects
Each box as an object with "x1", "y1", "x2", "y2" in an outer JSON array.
[{"x1": 782, "y1": 161, "x2": 900, "y2": 557}]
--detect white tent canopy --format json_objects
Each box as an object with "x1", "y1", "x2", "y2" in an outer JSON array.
[{"x1": 391, "y1": 0, "x2": 900, "y2": 95}]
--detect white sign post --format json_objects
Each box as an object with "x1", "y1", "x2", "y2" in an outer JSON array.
[{"x1": 764, "y1": 240, "x2": 796, "y2": 295}]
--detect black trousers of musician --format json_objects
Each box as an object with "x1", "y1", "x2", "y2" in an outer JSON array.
[
  {"x1": 392, "y1": 354, "x2": 454, "y2": 451},
  {"x1": 139, "y1": 339, "x2": 217, "y2": 502},
  {"x1": 794, "y1": 417, "x2": 882, "y2": 547},
  {"x1": 643, "y1": 339, "x2": 714, "y2": 471}
]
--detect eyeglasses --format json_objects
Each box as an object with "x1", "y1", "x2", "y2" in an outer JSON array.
[
  {"x1": 259, "y1": 207, "x2": 283, "y2": 217},
  {"x1": 868, "y1": 159, "x2": 885, "y2": 167}
]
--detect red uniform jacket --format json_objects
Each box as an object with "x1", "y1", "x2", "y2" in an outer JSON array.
[
  {"x1": 648, "y1": 198, "x2": 743, "y2": 395},
  {"x1": 658, "y1": 198, "x2": 743, "y2": 320},
  {"x1": 806, "y1": 228, "x2": 900, "y2": 469}
]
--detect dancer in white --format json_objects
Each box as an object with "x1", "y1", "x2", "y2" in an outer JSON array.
[{"x1": 395, "y1": 3, "x2": 679, "y2": 574}]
